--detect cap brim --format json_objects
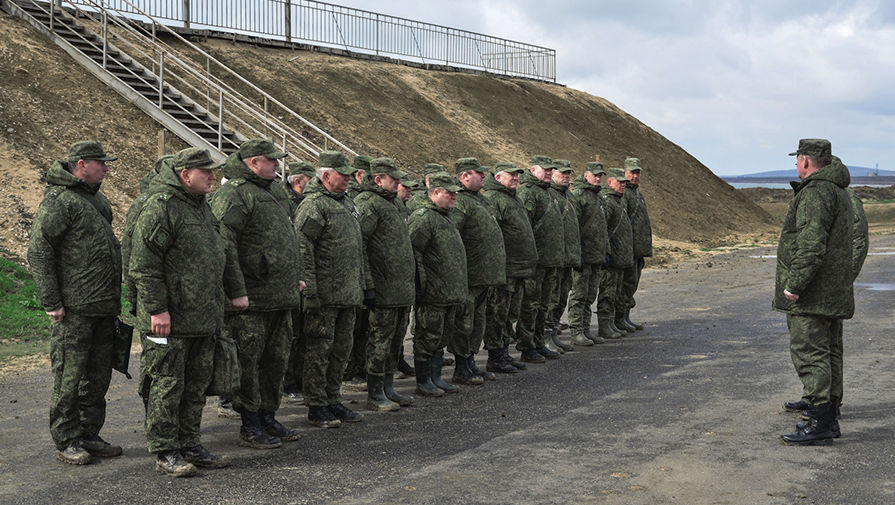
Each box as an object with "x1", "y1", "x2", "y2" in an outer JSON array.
[
  {"x1": 89, "y1": 155, "x2": 118, "y2": 162},
  {"x1": 788, "y1": 151, "x2": 799, "y2": 156},
  {"x1": 333, "y1": 166, "x2": 357, "y2": 175},
  {"x1": 266, "y1": 151, "x2": 287, "y2": 159}
]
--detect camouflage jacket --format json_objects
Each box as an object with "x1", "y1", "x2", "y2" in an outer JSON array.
[
  {"x1": 451, "y1": 186, "x2": 507, "y2": 287},
  {"x1": 517, "y1": 171, "x2": 564, "y2": 268},
  {"x1": 774, "y1": 159, "x2": 854, "y2": 318},
  {"x1": 549, "y1": 182, "x2": 582, "y2": 268},
  {"x1": 406, "y1": 188, "x2": 429, "y2": 213},
  {"x1": 408, "y1": 198, "x2": 468, "y2": 305},
  {"x1": 599, "y1": 186, "x2": 634, "y2": 269},
  {"x1": 129, "y1": 162, "x2": 227, "y2": 337},
  {"x1": 211, "y1": 153, "x2": 302, "y2": 311},
  {"x1": 571, "y1": 175, "x2": 609, "y2": 266},
  {"x1": 294, "y1": 177, "x2": 366, "y2": 307},
  {"x1": 346, "y1": 179, "x2": 363, "y2": 201},
  {"x1": 395, "y1": 197, "x2": 411, "y2": 221},
  {"x1": 284, "y1": 181, "x2": 306, "y2": 218},
  {"x1": 847, "y1": 187, "x2": 869, "y2": 282},
  {"x1": 624, "y1": 183, "x2": 653, "y2": 258},
  {"x1": 482, "y1": 175, "x2": 537, "y2": 279},
  {"x1": 354, "y1": 182, "x2": 415, "y2": 307},
  {"x1": 27, "y1": 160, "x2": 121, "y2": 315}
]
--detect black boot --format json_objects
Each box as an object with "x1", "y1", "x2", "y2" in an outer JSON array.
[
  {"x1": 432, "y1": 353, "x2": 459, "y2": 393},
  {"x1": 307, "y1": 405, "x2": 341, "y2": 428},
  {"x1": 238, "y1": 411, "x2": 282, "y2": 449},
  {"x1": 784, "y1": 399, "x2": 810, "y2": 412},
  {"x1": 615, "y1": 312, "x2": 637, "y2": 332},
  {"x1": 625, "y1": 309, "x2": 643, "y2": 330},
  {"x1": 468, "y1": 354, "x2": 496, "y2": 380},
  {"x1": 329, "y1": 403, "x2": 364, "y2": 423},
  {"x1": 397, "y1": 356, "x2": 415, "y2": 377},
  {"x1": 384, "y1": 373, "x2": 414, "y2": 406},
  {"x1": 486, "y1": 348, "x2": 517, "y2": 374},
  {"x1": 260, "y1": 410, "x2": 302, "y2": 441},
  {"x1": 414, "y1": 358, "x2": 444, "y2": 397},
  {"x1": 452, "y1": 355, "x2": 484, "y2": 385},
  {"x1": 503, "y1": 346, "x2": 527, "y2": 370},
  {"x1": 781, "y1": 404, "x2": 835, "y2": 445},
  {"x1": 536, "y1": 346, "x2": 561, "y2": 360}
]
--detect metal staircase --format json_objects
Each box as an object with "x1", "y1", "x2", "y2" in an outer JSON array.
[{"x1": 1, "y1": 0, "x2": 357, "y2": 161}]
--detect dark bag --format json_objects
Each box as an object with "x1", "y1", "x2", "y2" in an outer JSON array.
[
  {"x1": 111, "y1": 319, "x2": 135, "y2": 379},
  {"x1": 206, "y1": 330, "x2": 240, "y2": 396}
]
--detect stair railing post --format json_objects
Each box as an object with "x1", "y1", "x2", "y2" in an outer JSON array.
[
  {"x1": 49, "y1": 0, "x2": 55, "y2": 31},
  {"x1": 182, "y1": 0, "x2": 190, "y2": 29},
  {"x1": 217, "y1": 90, "x2": 224, "y2": 150},
  {"x1": 284, "y1": 0, "x2": 291, "y2": 42},
  {"x1": 102, "y1": 11, "x2": 108, "y2": 69},
  {"x1": 158, "y1": 52, "x2": 165, "y2": 109}
]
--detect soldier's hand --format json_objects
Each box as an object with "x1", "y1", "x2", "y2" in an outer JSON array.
[
  {"x1": 230, "y1": 296, "x2": 249, "y2": 311},
  {"x1": 46, "y1": 307, "x2": 65, "y2": 323},
  {"x1": 784, "y1": 289, "x2": 799, "y2": 302},
  {"x1": 299, "y1": 280, "x2": 307, "y2": 292},
  {"x1": 304, "y1": 295, "x2": 321, "y2": 312},
  {"x1": 363, "y1": 289, "x2": 376, "y2": 310},
  {"x1": 151, "y1": 311, "x2": 171, "y2": 337}
]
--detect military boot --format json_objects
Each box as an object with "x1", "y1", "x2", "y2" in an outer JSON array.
[
  {"x1": 397, "y1": 356, "x2": 415, "y2": 378},
  {"x1": 486, "y1": 348, "x2": 517, "y2": 373},
  {"x1": 383, "y1": 373, "x2": 415, "y2": 406},
  {"x1": 615, "y1": 312, "x2": 637, "y2": 332},
  {"x1": 625, "y1": 309, "x2": 644, "y2": 330},
  {"x1": 56, "y1": 440, "x2": 92, "y2": 465},
  {"x1": 797, "y1": 415, "x2": 841, "y2": 438},
  {"x1": 307, "y1": 405, "x2": 341, "y2": 428},
  {"x1": 260, "y1": 410, "x2": 302, "y2": 441},
  {"x1": 571, "y1": 334, "x2": 594, "y2": 346},
  {"x1": 467, "y1": 355, "x2": 496, "y2": 381},
  {"x1": 543, "y1": 324, "x2": 564, "y2": 354},
  {"x1": 414, "y1": 358, "x2": 444, "y2": 397},
  {"x1": 520, "y1": 349, "x2": 547, "y2": 363},
  {"x1": 452, "y1": 355, "x2": 484, "y2": 385},
  {"x1": 608, "y1": 317, "x2": 628, "y2": 337},
  {"x1": 784, "y1": 399, "x2": 810, "y2": 412},
  {"x1": 550, "y1": 330, "x2": 574, "y2": 352},
  {"x1": 781, "y1": 405, "x2": 835, "y2": 445},
  {"x1": 238, "y1": 411, "x2": 283, "y2": 449},
  {"x1": 366, "y1": 374, "x2": 400, "y2": 412},
  {"x1": 536, "y1": 345, "x2": 561, "y2": 360},
  {"x1": 503, "y1": 346, "x2": 527, "y2": 370},
  {"x1": 80, "y1": 434, "x2": 123, "y2": 458},
  {"x1": 588, "y1": 333, "x2": 606, "y2": 344},
  {"x1": 432, "y1": 354, "x2": 460, "y2": 393},
  {"x1": 155, "y1": 450, "x2": 197, "y2": 477},
  {"x1": 598, "y1": 317, "x2": 623, "y2": 339},
  {"x1": 329, "y1": 403, "x2": 364, "y2": 423},
  {"x1": 217, "y1": 396, "x2": 240, "y2": 420},
  {"x1": 182, "y1": 445, "x2": 230, "y2": 469}
]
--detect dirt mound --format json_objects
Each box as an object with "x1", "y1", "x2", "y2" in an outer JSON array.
[{"x1": 0, "y1": 10, "x2": 775, "y2": 260}]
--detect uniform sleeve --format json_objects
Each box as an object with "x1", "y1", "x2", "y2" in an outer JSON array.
[
  {"x1": 294, "y1": 202, "x2": 324, "y2": 298},
  {"x1": 787, "y1": 187, "x2": 836, "y2": 294},
  {"x1": 357, "y1": 200, "x2": 376, "y2": 291},
  {"x1": 27, "y1": 197, "x2": 69, "y2": 311},
  {"x1": 850, "y1": 193, "x2": 869, "y2": 281},
  {"x1": 129, "y1": 199, "x2": 172, "y2": 315},
  {"x1": 211, "y1": 189, "x2": 249, "y2": 299},
  {"x1": 408, "y1": 211, "x2": 432, "y2": 290}
]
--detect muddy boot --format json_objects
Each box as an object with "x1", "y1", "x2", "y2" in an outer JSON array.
[
  {"x1": 366, "y1": 374, "x2": 400, "y2": 412},
  {"x1": 155, "y1": 450, "x2": 197, "y2": 477},
  {"x1": 503, "y1": 346, "x2": 527, "y2": 370},
  {"x1": 260, "y1": 410, "x2": 302, "y2": 441},
  {"x1": 570, "y1": 334, "x2": 595, "y2": 347},
  {"x1": 182, "y1": 444, "x2": 230, "y2": 469},
  {"x1": 217, "y1": 396, "x2": 240, "y2": 420},
  {"x1": 615, "y1": 312, "x2": 637, "y2": 332},
  {"x1": 598, "y1": 317, "x2": 623, "y2": 339},
  {"x1": 452, "y1": 356, "x2": 484, "y2": 385},
  {"x1": 414, "y1": 358, "x2": 444, "y2": 397},
  {"x1": 329, "y1": 403, "x2": 364, "y2": 423},
  {"x1": 432, "y1": 353, "x2": 460, "y2": 393},
  {"x1": 781, "y1": 405, "x2": 835, "y2": 446},
  {"x1": 487, "y1": 348, "x2": 517, "y2": 373},
  {"x1": 467, "y1": 354, "x2": 496, "y2": 381},
  {"x1": 80, "y1": 434, "x2": 122, "y2": 458},
  {"x1": 307, "y1": 405, "x2": 341, "y2": 428},
  {"x1": 56, "y1": 441, "x2": 92, "y2": 465},
  {"x1": 384, "y1": 373, "x2": 415, "y2": 406},
  {"x1": 625, "y1": 309, "x2": 643, "y2": 331},
  {"x1": 238, "y1": 411, "x2": 282, "y2": 449}
]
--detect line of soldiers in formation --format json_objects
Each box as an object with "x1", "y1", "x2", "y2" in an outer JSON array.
[{"x1": 27, "y1": 138, "x2": 652, "y2": 477}]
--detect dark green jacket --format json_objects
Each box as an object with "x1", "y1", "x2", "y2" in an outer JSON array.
[
  {"x1": 517, "y1": 171, "x2": 564, "y2": 268},
  {"x1": 847, "y1": 187, "x2": 868, "y2": 282},
  {"x1": 599, "y1": 186, "x2": 634, "y2": 270},
  {"x1": 406, "y1": 188, "x2": 429, "y2": 213},
  {"x1": 284, "y1": 182, "x2": 306, "y2": 218},
  {"x1": 346, "y1": 179, "x2": 362, "y2": 201},
  {"x1": 482, "y1": 175, "x2": 537, "y2": 279},
  {"x1": 773, "y1": 159, "x2": 854, "y2": 318},
  {"x1": 571, "y1": 175, "x2": 608, "y2": 266},
  {"x1": 408, "y1": 199, "x2": 468, "y2": 305},
  {"x1": 549, "y1": 183, "x2": 582, "y2": 268},
  {"x1": 355, "y1": 182, "x2": 415, "y2": 307},
  {"x1": 122, "y1": 156, "x2": 171, "y2": 306},
  {"x1": 129, "y1": 162, "x2": 227, "y2": 337},
  {"x1": 451, "y1": 186, "x2": 506, "y2": 287},
  {"x1": 294, "y1": 177, "x2": 366, "y2": 307},
  {"x1": 624, "y1": 183, "x2": 653, "y2": 258},
  {"x1": 27, "y1": 161, "x2": 122, "y2": 315},
  {"x1": 211, "y1": 153, "x2": 302, "y2": 311},
  {"x1": 395, "y1": 197, "x2": 411, "y2": 221}
]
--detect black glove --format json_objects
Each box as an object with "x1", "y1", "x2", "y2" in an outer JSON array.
[
  {"x1": 573, "y1": 262, "x2": 584, "y2": 272},
  {"x1": 415, "y1": 286, "x2": 425, "y2": 306},
  {"x1": 363, "y1": 289, "x2": 376, "y2": 310}
]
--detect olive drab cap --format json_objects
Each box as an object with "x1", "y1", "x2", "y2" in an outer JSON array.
[
  {"x1": 287, "y1": 160, "x2": 316, "y2": 178},
  {"x1": 369, "y1": 157, "x2": 402, "y2": 178},
  {"x1": 68, "y1": 141, "x2": 117, "y2": 163},
  {"x1": 788, "y1": 139, "x2": 832, "y2": 158},
  {"x1": 530, "y1": 155, "x2": 555, "y2": 169},
  {"x1": 353, "y1": 155, "x2": 374, "y2": 172},
  {"x1": 401, "y1": 177, "x2": 422, "y2": 189},
  {"x1": 554, "y1": 159, "x2": 573, "y2": 173},
  {"x1": 172, "y1": 147, "x2": 219, "y2": 170},
  {"x1": 454, "y1": 157, "x2": 483, "y2": 174},
  {"x1": 607, "y1": 167, "x2": 629, "y2": 182},
  {"x1": 427, "y1": 173, "x2": 462, "y2": 192},
  {"x1": 318, "y1": 150, "x2": 356, "y2": 175},
  {"x1": 395, "y1": 170, "x2": 412, "y2": 184},
  {"x1": 423, "y1": 163, "x2": 448, "y2": 176},
  {"x1": 585, "y1": 161, "x2": 606, "y2": 175},
  {"x1": 493, "y1": 161, "x2": 524, "y2": 174},
  {"x1": 239, "y1": 139, "x2": 287, "y2": 160},
  {"x1": 624, "y1": 157, "x2": 643, "y2": 172}
]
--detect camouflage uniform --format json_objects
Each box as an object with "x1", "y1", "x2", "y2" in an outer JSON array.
[
  {"x1": 620, "y1": 158, "x2": 653, "y2": 315},
  {"x1": 344, "y1": 156, "x2": 374, "y2": 383},
  {"x1": 568, "y1": 168, "x2": 609, "y2": 341},
  {"x1": 129, "y1": 148, "x2": 227, "y2": 454},
  {"x1": 406, "y1": 163, "x2": 449, "y2": 212},
  {"x1": 28, "y1": 143, "x2": 122, "y2": 451},
  {"x1": 546, "y1": 166, "x2": 581, "y2": 340},
  {"x1": 597, "y1": 175, "x2": 634, "y2": 323}
]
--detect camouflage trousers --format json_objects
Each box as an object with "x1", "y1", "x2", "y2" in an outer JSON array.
[
  {"x1": 283, "y1": 307, "x2": 304, "y2": 394},
  {"x1": 788, "y1": 314, "x2": 843, "y2": 407},
  {"x1": 484, "y1": 277, "x2": 526, "y2": 350},
  {"x1": 228, "y1": 310, "x2": 291, "y2": 414},
  {"x1": 344, "y1": 308, "x2": 370, "y2": 380},
  {"x1": 596, "y1": 267, "x2": 624, "y2": 318},
  {"x1": 620, "y1": 257, "x2": 646, "y2": 310},
  {"x1": 449, "y1": 286, "x2": 490, "y2": 358},
  {"x1": 568, "y1": 263, "x2": 602, "y2": 339},
  {"x1": 412, "y1": 304, "x2": 458, "y2": 358},
  {"x1": 365, "y1": 306, "x2": 411, "y2": 375},
  {"x1": 517, "y1": 267, "x2": 557, "y2": 352},
  {"x1": 548, "y1": 267, "x2": 572, "y2": 327},
  {"x1": 302, "y1": 307, "x2": 356, "y2": 407},
  {"x1": 142, "y1": 335, "x2": 214, "y2": 453},
  {"x1": 49, "y1": 313, "x2": 115, "y2": 450}
]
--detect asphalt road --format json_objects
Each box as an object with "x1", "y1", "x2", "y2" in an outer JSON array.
[{"x1": 1, "y1": 235, "x2": 893, "y2": 505}]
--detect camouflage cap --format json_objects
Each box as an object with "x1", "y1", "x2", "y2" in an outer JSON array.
[
  {"x1": 353, "y1": 155, "x2": 373, "y2": 171},
  {"x1": 239, "y1": 139, "x2": 286, "y2": 160},
  {"x1": 624, "y1": 157, "x2": 643, "y2": 172},
  {"x1": 401, "y1": 177, "x2": 422, "y2": 189},
  {"x1": 607, "y1": 167, "x2": 629, "y2": 182},
  {"x1": 428, "y1": 173, "x2": 462, "y2": 192},
  {"x1": 454, "y1": 157, "x2": 483, "y2": 174},
  {"x1": 172, "y1": 147, "x2": 218, "y2": 170},
  {"x1": 369, "y1": 157, "x2": 402, "y2": 178},
  {"x1": 788, "y1": 139, "x2": 832, "y2": 158},
  {"x1": 68, "y1": 140, "x2": 117, "y2": 163},
  {"x1": 530, "y1": 155, "x2": 555, "y2": 169},
  {"x1": 287, "y1": 160, "x2": 316, "y2": 178},
  {"x1": 395, "y1": 170, "x2": 412, "y2": 183},
  {"x1": 553, "y1": 159, "x2": 573, "y2": 173},
  {"x1": 493, "y1": 161, "x2": 524, "y2": 174},
  {"x1": 423, "y1": 163, "x2": 447, "y2": 176},
  {"x1": 318, "y1": 150, "x2": 356, "y2": 175},
  {"x1": 585, "y1": 161, "x2": 606, "y2": 175}
]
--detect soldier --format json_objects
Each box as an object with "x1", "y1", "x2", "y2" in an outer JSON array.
[
  {"x1": 406, "y1": 163, "x2": 449, "y2": 212},
  {"x1": 28, "y1": 141, "x2": 123, "y2": 465},
  {"x1": 568, "y1": 161, "x2": 609, "y2": 346},
  {"x1": 394, "y1": 173, "x2": 418, "y2": 377},
  {"x1": 516, "y1": 155, "x2": 564, "y2": 363},
  {"x1": 295, "y1": 151, "x2": 368, "y2": 427},
  {"x1": 619, "y1": 157, "x2": 652, "y2": 332},
  {"x1": 211, "y1": 139, "x2": 303, "y2": 448},
  {"x1": 408, "y1": 174, "x2": 468, "y2": 396},
  {"x1": 284, "y1": 160, "x2": 315, "y2": 215},
  {"x1": 343, "y1": 155, "x2": 374, "y2": 391},
  {"x1": 597, "y1": 168, "x2": 634, "y2": 339},
  {"x1": 346, "y1": 155, "x2": 371, "y2": 200},
  {"x1": 448, "y1": 158, "x2": 506, "y2": 385},
  {"x1": 482, "y1": 162, "x2": 537, "y2": 372},
  {"x1": 129, "y1": 147, "x2": 231, "y2": 476},
  {"x1": 776, "y1": 139, "x2": 854, "y2": 445},
  {"x1": 354, "y1": 158, "x2": 416, "y2": 411},
  {"x1": 545, "y1": 159, "x2": 580, "y2": 353}
]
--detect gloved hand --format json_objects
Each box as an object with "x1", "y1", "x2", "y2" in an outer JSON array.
[
  {"x1": 363, "y1": 289, "x2": 377, "y2": 310},
  {"x1": 303, "y1": 295, "x2": 321, "y2": 313}
]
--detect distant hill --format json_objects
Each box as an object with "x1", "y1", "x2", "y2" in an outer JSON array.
[{"x1": 734, "y1": 166, "x2": 893, "y2": 178}]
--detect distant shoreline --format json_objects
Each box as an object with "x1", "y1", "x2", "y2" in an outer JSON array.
[{"x1": 723, "y1": 176, "x2": 895, "y2": 188}]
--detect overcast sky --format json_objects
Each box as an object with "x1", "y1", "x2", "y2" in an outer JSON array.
[{"x1": 333, "y1": 0, "x2": 895, "y2": 176}]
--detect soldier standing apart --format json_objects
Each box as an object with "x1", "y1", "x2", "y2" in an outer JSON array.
[
  {"x1": 775, "y1": 139, "x2": 854, "y2": 445},
  {"x1": 294, "y1": 151, "x2": 368, "y2": 427},
  {"x1": 516, "y1": 156, "x2": 564, "y2": 363},
  {"x1": 449, "y1": 158, "x2": 506, "y2": 385},
  {"x1": 482, "y1": 163, "x2": 537, "y2": 372},
  {"x1": 568, "y1": 162, "x2": 609, "y2": 346},
  {"x1": 408, "y1": 174, "x2": 468, "y2": 396},
  {"x1": 212, "y1": 139, "x2": 303, "y2": 448},
  {"x1": 597, "y1": 168, "x2": 634, "y2": 339},
  {"x1": 29, "y1": 141, "x2": 123, "y2": 465},
  {"x1": 130, "y1": 148, "x2": 231, "y2": 476},
  {"x1": 354, "y1": 158, "x2": 416, "y2": 411},
  {"x1": 545, "y1": 159, "x2": 580, "y2": 353},
  {"x1": 619, "y1": 157, "x2": 652, "y2": 332}
]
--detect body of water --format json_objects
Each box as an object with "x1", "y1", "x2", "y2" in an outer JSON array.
[{"x1": 729, "y1": 182, "x2": 893, "y2": 189}]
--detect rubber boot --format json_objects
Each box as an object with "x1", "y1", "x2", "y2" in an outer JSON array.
[
  {"x1": 414, "y1": 358, "x2": 444, "y2": 397},
  {"x1": 543, "y1": 324, "x2": 564, "y2": 354},
  {"x1": 383, "y1": 373, "x2": 414, "y2": 406},
  {"x1": 615, "y1": 312, "x2": 637, "y2": 332},
  {"x1": 238, "y1": 411, "x2": 282, "y2": 449},
  {"x1": 366, "y1": 374, "x2": 400, "y2": 412},
  {"x1": 550, "y1": 329, "x2": 574, "y2": 352},
  {"x1": 625, "y1": 309, "x2": 644, "y2": 330},
  {"x1": 781, "y1": 405, "x2": 834, "y2": 445},
  {"x1": 608, "y1": 318, "x2": 629, "y2": 337},
  {"x1": 503, "y1": 346, "x2": 527, "y2": 370},
  {"x1": 598, "y1": 317, "x2": 623, "y2": 339},
  {"x1": 570, "y1": 334, "x2": 594, "y2": 346},
  {"x1": 431, "y1": 354, "x2": 460, "y2": 393},
  {"x1": 487, "y1": 348, "x2": 517, "y2": 373},
  {"x1": 587, "y1": 333, "x2": 606, "y2": 344},
  {"x1": 467, "y1": 355, "x2": 496, "y2": 381}
]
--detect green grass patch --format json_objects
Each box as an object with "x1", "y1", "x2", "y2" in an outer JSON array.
[{"x1": 0, "y1": 255, "x2": 52, "y2": 362}]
